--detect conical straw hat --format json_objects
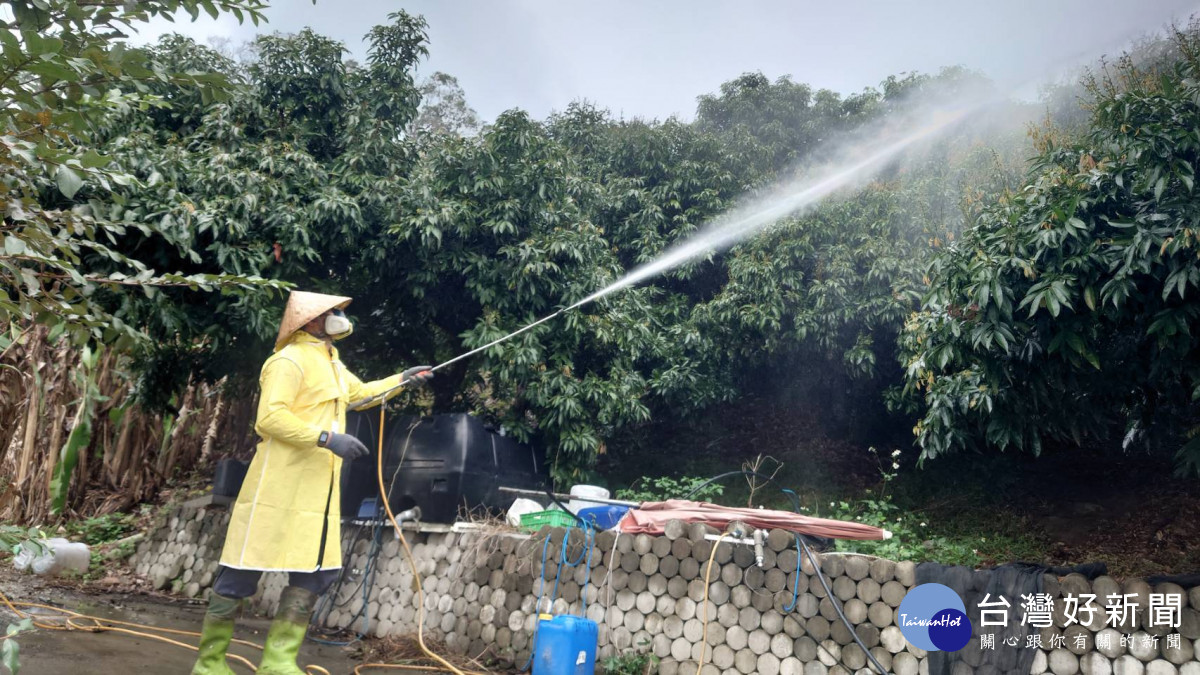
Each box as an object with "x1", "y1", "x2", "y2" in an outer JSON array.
[{"x1": 275, "y1": 290, "x2": 352, "y2": 351}]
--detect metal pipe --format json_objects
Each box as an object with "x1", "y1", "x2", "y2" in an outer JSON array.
[
  {"x1": 498, "y1": 486, "x2": 640, "y2": 508},
  {"x1": 348, "y1": 308, "x2": 571, "y2": 412}
]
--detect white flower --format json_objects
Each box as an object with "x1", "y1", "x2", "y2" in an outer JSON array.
[
  {"x1": 920, "y1": 522, "x2": 927, "y2": 527},
  {"x1": 891, "y1": 449, "x2": 901, "y2": 457},
  {"x1": 892, "y1": 462, "x2": 900, "y2": 470}
]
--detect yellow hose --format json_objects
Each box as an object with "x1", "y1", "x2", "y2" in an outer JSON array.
[
  {"x1": 0, "y1": 588, "x2": 329, "y2": 674},
  {"x1": 695, "y1": 532, "x2": 731, "y2": 675},
  {"x1": 353, "y1": 403, "x2": 489, "y2": 675}
]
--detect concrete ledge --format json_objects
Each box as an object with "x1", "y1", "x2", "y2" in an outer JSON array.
[{"x1": 182, "y1": 492, "x2": 233, "y2": 509}]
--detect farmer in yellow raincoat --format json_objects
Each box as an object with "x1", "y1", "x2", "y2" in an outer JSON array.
[{"x1": 191, "y1": 290, "x2": 433, "y2": 675}]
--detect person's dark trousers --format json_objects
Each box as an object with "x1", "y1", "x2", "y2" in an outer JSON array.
[{"x1": 212, "y1": 565, "x2": 340, "y2": 599}]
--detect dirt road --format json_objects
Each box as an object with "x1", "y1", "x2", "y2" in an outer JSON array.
[{"x1": 1, "y1": 570, "x2": 425, "y2": 675}]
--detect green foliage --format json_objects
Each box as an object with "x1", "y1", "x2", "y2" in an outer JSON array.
[
  {"x1": 820, "y1": 447, "x2": 927, "y2": 560},
  {"x1": 819, "y1": 449, "x2": 1043, "y2": 566},
  {"x1": 696, "y1": 72, "x2": 877, "y2": 178},
  {"x1": 615, "y1": 475, "x2": 725, "y2": 503},
  {"x1": 64, "y1": 512, "x2": 137, "y2": 547},
  {"x1": 383, "y1": 68, "x2": 1018, "y2": 478},
  {"x1": 0, "y1": 526, "x2": 43, "y2": 557},
  {"x1": 0, "y1": 0, "x2": 284, "y2": 350},
  {"x1": 898, "y1": 25, "x2": 1200, "y2": 474},
  {"x1": 79, "y1": 11, "x2": 430, "y2": 407},
  {"x1": 601, "y1": 642, "x2": 658, "y2": 675},
  {"x1": 824, "y1": 496, "x2": 929, "y2": 562},
  {"x1": 2, "y1": 618, "x2": 34, "y2": 675},
  {"x1": 49, "y1": 344, "x2": 104, "y2": 514}
]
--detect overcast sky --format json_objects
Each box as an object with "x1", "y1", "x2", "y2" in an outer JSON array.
[{"x1": 131, "y1": 0, "x2": 1200, "y2": 123}]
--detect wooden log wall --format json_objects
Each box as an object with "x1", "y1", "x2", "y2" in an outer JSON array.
[{"x1": 132, "y1": 505, "x2": 1200, "y2": 674}]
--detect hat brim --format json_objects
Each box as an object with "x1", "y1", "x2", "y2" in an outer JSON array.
[{"x1": 274, "y1": 291, "x2": 352, "y2": 351}]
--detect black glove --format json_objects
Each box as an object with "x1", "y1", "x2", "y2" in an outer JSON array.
[
  {"x1": 320, "y1": 431, "x2": 368, "y2": 460},
  {"x1": 400, "y1": 365, "x2": 434, "y2": 386}
]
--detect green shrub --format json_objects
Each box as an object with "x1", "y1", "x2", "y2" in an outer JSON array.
[
  {"x1": 65, "y1": 513, "x2": 137, "y2": 546},
  {"x1": 616, "y1": 476, "x2": 724, "y2": 503},
  {"x1": 601, "y1": 645, "x2": 658, "y2": 675}
]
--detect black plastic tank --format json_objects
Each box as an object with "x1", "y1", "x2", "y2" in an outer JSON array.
[
  {"x1": 213, "y1": 458, "x2": 249, "y2": 498},
  {"x1": 340, "y1": 412, "x2": 549, "y2": 524}
]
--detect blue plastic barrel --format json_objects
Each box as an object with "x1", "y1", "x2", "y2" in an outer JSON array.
[
  {"x1": 533, "y1": 615, "x2": 597, "y2": 675},
  {"x1": 576, "y1": 504, "x2": 630, "y2": 530}
]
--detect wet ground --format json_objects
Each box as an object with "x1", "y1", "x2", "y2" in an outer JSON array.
[{"x1": 0, "y1": 570, "x2": 423, "y2": 674}]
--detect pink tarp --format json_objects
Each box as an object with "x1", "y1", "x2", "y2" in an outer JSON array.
[{"x1": 617, "y1": 499, "x2": 889, "y2": 541}]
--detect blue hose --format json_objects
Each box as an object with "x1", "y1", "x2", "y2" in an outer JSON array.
[
  {"x1": 783, "y1": 533, "x2": 802, "y2": 612},
  {"x1": 523, "y1": 521, "x2": 594, "y2": 672}
]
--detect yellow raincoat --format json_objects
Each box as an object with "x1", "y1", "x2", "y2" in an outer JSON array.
[{"x1": 220, "y1": 331, "x2": 403, "y2": 571}]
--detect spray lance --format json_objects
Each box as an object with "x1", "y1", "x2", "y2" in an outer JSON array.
[{"x1": 349, "y1": 302, "x2": 588, "y2": 412}]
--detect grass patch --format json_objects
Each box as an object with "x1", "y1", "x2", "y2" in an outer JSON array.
[
  {"x1": 63, "y1": 513, "x2": 138, "y2": 547},
  {"x1": 60, "y1": 511, "x2": 147, "y2": 581}
]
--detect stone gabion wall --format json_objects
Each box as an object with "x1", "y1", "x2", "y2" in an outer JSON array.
[
  {"x1": 131, "y1": 504, "x2": 226, "y2": 597},
  {"x1": 133, "y1": 504, "x2": 1200, "y2": 674}
]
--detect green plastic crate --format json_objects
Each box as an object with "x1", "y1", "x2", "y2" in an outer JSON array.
[{"x1": 520, "y1": 509, "x2": 577, "y2": 531}]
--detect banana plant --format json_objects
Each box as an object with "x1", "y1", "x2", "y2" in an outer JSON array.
[{"x1": 49, "y1": 345, "x2": 105, "y2": 515}]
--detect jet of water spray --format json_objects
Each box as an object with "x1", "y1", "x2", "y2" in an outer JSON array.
[{"x1": 569, "y1": 103, "x2": 976, "y2": 310}]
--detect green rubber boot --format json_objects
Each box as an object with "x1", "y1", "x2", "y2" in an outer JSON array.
[
  {"x1": 191, "y1": 592, "x2": 242, "y2": 675},
  {"x1": 256, "y1": 586, "x2": 317, "y2": 675}
]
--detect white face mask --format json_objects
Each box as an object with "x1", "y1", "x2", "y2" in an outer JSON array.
[{"x1": 324, "y1": 310, "x2": 353, "y2": 339}]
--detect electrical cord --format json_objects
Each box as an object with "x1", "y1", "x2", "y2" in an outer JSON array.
[
  {"x1": 314, "y1": 419, "x2": 422, "y2": 650},
  {"x1": 782, "y1": 489, "x2": 889, "y2": 675},
  {"x1": 519, "y1": 534, "x2": 555, "y2": 673},
  {"x1": 313, "y1": 526, "x2": 365, "y2": 630},
  {"x1": 600, "y1": 531, "x2": 621, "y2": 611},
  {"x1": 542, "y1": 486, "x2": 588, "y2": 528},
  {"x1": 309, "y1": 520, "x2": 385, "y2": 646}
]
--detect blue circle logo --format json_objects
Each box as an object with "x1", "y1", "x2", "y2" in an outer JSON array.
[{"x1": 897, "y1": 583, "x2": 972, "y2": 652}]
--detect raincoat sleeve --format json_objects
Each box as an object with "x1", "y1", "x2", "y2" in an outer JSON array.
[
  {"x1": 343, "y1": 366, "x2": 405, "y2": 409},
  {"x1": 254, "y1": 357, "x2": 323, "y2": 445}
]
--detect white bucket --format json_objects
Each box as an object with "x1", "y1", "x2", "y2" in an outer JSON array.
[{"x1": 566, "y1": 484, "x2": 610, "y2": 514}]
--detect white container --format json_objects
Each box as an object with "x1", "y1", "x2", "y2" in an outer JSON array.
[
  {"x1": 12, "y1": 538, "x2": 90, "y2": 576},
  {"x1": 506, "y1": 498, "x2": 544, "y2": 527},
  {"x1": 566, "y1": 485, "x2": 610, "y2": 514}
]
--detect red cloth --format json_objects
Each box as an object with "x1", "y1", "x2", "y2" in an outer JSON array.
[{"x1": 617, "y1": 499, "x2": 888, "y2": 541}]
